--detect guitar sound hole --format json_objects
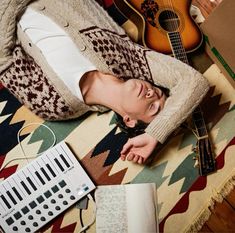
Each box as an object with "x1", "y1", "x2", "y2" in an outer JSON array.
[{"x1": 158, "y1": 10, "x2": 180, "y2": 32}]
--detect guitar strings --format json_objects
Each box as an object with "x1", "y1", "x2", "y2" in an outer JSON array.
[{"x1": 166, "y1": 0, "x2": 188, "y2": 63}]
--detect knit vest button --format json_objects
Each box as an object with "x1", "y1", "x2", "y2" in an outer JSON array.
[
  {"x1": 80, "y1": 44, "x2": 86, "y2": 52},
  {"x1": 63, "y1": 22, "x2": 69, "y2": 27},
  {"x1": 37, "y1": 5, "x2": 45, "y2": 11}
]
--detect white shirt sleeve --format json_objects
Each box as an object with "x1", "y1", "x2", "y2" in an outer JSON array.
[{"x1": 18, "y1": 7, "x2": 96, "y2": 102}]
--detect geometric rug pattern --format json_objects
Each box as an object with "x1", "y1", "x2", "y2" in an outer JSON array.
[{"x1": 1, "y1": 64, "x2": 234, "y2": 232}]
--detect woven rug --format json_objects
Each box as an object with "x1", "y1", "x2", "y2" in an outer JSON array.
[{"x1": 0, "y1": 63, "x2": 234, "y2": 232}]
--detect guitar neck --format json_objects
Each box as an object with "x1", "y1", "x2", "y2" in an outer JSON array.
[
  {"x1": 167, "y1": 32, "x2": 209, "y2": 139},
  {"x1": 168, "y1": 31, "x2": 216, "y2": 175},
  {"x1": 192, "y1": 106, "x2": 208, "y2": 139},
  {"x1": 168, "y1": 32, "x2": 189, "y2": 64}
]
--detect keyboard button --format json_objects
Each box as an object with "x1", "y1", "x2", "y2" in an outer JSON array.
[
  {"x1": 43, "y1": 204, "x2": 49, "y2": 209},
  {"x1": 48, "y1": 211, "x2": 53, "y2": 216},
  {"x1": 44, "y1": 190, "x2": 52, "y2": 198},
  {"x1": 36, "y1": 210, "x2": 41, "y2": 215},
  {"x1": 33, "y1": 222, "x2": 38, "y2": 227},
  {"x1": 65, "y1": 189, "x2": 71, "y2": 193},
  {"x1": 55, "y1": 206, "x2": 61, "y2": 211},
  {"x1": 21, "y1": 220, "x2": 26, "y2": 225},
  {"x1": 12, "y1": 226, "x2": 18, "y2": 231},
  {"x1": 25, "y1": 227, "x2": 31, "y2": 232},
  {"x1": 36, "y1": 195, "x2": 45, "y2": 204},
  {"x1": 63, "y1": 200, "x2": 68, "y2": 205},
  {"x1": 40, "y1": 216, "x2": 46, "y2": 221},
  {"x1": 51, "y1": 199, "x2": 56, "y2": 204},
  {"x1": 6, "y1": 217, "x2": 14, "y2": 226},
  {"x1": 59, "y1": 180, "x2": 67, "y2": 188},
  {"x1": 22, "y1": 206, "x2": 30, "y2": 214},
  {"x1": 29, "y1": 201, "x2": 37, "y2": 209},
  {"x1": 51, "y1": 185, "x2": 59, "y2": 193},
  {"x1": 13, "y1": 211, "x2": 22, "y2": 220},
  {"x1": 70, "y1": 195, "x2": 75, "y2": 200}
]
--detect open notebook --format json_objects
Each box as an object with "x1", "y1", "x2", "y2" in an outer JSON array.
[{"x1": 95, "y1": 183, "x2": 158, "y2": 233}]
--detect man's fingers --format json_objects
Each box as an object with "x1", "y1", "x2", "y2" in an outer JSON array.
[
  {"x1": 138, "y1": 156, "x2": 143, "y2": 164},
  {"x1": 121, "y1": 139, "x2": 133, "y2": 154},
  {"x1": 120, "y1": 153, "x2": 126, "y2": 161},
  {"x1": 127, "y1": 152, "x2": 135, "y2": 161},
  {"x1": 133, "y1": 155, "x2": 140, "y2": 163}
]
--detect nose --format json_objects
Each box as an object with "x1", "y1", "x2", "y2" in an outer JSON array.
[{"x1": 146, "y1": 88, "x2": 154, "y2": 98}]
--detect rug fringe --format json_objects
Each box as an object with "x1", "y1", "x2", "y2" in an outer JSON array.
[{"x1": 184, "y1": 170, "x2": 235, "y2": 233}]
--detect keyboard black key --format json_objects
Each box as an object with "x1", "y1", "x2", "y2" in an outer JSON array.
[
  {"x1": 6, "y1": 191, "x2": 17, "y2": 205},
  {"x1": 26, "y1": 177, "x2": 37, "y2": 191},
  {"x1": 35, "y1": 171, "x2": 45, "y2": 185},
  {"x1": 46, "y1": 164, "x2": 56, "y2": 177},
  {"x1": 54, "y1": 158, "x2": 64, "y2": 172},
  {"x1": 12, "y1": 187, "x2": 23, "y2": 201},
  {"x1": 20, "y1": 181, "x2": 31, "y2": 195},
  {"x1": 1, "y1": 194, "x2": 11, "y2": 209},
  {"x1": 60, "y1": 154, "x2": 70, "y2": 168},
  {"x1": 40, "y1": 167, "x2": 51, "y2": 181}
]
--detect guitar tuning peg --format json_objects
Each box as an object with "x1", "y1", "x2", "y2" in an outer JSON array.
[
  {"x1": 194, "y1": 160, "x2": 199, "y2": 168},
  {"x1": 192, "y1": 147, "x2": 198, "y2": 153}
]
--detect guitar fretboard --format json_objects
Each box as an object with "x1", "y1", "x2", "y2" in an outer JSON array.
[
  {"x1": 168, "y1": 32, "x2": 188, "y2": 64},
  {"x1": 192, "y1": 106, "x2": 208, "y2": 138}
]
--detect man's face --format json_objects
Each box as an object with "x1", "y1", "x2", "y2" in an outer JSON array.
[{"x1": 120, "y1": 79, "x2": 166, "y2": 124}]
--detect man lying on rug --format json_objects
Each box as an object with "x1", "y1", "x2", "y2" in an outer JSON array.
[{"x1": 0, "y1": 0, "x2": 209, "y2": 164}]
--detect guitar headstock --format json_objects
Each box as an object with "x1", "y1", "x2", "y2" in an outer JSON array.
[
  {"x1": 192, "y1": 107, "x2": 217, "y2": 176},
  {"x1": 194, "y1": 137, "x2": 217, "y2": 176}
]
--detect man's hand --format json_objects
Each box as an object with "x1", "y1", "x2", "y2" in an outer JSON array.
[{"x1": 120, "y1": 133, "x2": 158, "y2": 164}]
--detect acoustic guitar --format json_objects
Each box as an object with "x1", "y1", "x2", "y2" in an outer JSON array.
[{"x1": 113, "y1": 0, "x2": 203, "y2": 54}]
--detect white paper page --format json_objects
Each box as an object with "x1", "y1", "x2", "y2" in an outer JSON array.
[
  {"x1": 95, "y1": 185, "x2": 128, "y2": 233},
  {"x1": 126, "y1": 183, "x2": 158, "y2": 233},
  {"x1": 95, "y1": 183, "x2": 158, "y2": 233}
]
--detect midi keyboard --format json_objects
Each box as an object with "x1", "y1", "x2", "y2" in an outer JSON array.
[{"x1": 0, "y1": 141, "x2": 95, "y2": 233}]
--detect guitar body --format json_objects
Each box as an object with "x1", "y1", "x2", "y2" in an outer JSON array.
[{"x1": 115, "y1": 0, "x2": 202, "y2": 54}]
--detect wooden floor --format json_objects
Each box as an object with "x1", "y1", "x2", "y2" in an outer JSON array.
[
  {"x1": 199, "y1": 189, "x2": 235, "y2": 232},
  {"x1": 192, "y1": 0, "x2": 223, "y2": 18},
  {"x1": 192, "y1": 1, "x2": 235, "y2": 232}
]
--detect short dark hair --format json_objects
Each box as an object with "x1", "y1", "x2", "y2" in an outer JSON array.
[{"x1": 114, "y1": 113, "x2": 149, "y2": 137}]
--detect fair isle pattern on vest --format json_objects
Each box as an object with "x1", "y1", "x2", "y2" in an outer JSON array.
[
  {"x1": 1, "y1": 46, "x2": 76, "y2": 120},
  {"x1": 80, "y1": 26, "x2": 153, "y2": 82}
]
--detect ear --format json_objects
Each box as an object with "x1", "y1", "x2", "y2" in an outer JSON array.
[{"x1": 123, "y1": 115, "x2": 137, "y2": 128}]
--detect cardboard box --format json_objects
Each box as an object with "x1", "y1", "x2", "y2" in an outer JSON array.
[{"x1": 200, "y1": 0, "x2": 235, "y2": 88}]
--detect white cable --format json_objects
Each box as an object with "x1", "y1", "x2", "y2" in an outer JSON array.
[
  {"x1": 79, "y1": 194, "x2": 97, "y2": 233},
  {"x1": 17, "y1": 123, "x2": 56, "y2": 158},
  {"x1": 0, "y1": 123, "x2": 56, "y2": 173}
]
